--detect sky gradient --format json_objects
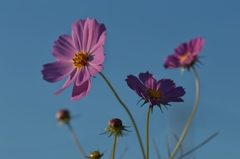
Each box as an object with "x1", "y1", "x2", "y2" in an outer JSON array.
[{"x1": 0, "y1": 0, "x2": 240, "y2": 159}]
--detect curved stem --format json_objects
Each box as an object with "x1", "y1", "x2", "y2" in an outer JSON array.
[
  {"x1": 146, "y1": 107, "x2": 151, "y2": 159},
  {"x1": 112, "y1": 135, "x2": 118, "y2": 159},
  {"x1": 99, "y1": 72, "x2": 146, "y2": 159},
  {"x1": 169, "y1": 67, "x2": 200, "y2": 159},
  {"x1": 67, "y1": 123, "x2": 87, "y2": 159}
]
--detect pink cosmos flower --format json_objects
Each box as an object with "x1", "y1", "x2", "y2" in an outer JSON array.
[
  {"x1": 41, "y1": 18, "x2": 106, "y2": 101},
  {"x1": 126, "y1": 71, "x2": 185, "y2": 111},
  {"x1": 164, "y1": 37, "x2": 205, "y2": 69}
]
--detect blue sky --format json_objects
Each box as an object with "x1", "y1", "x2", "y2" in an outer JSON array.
[{"x1": 0, "y1": 0, "x2": 240, "y2": 159}]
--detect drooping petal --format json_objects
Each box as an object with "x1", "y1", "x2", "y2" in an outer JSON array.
[
  {"x1": 72, "y1": 19, "x2": 86, "y2": 51},
  {"x1": 52, "y1": 35, "x2": 76, "y2": 61},
  {"x1": 42, "y1": 61, "x2": 74, "y2": 83},
  {"x1": 126, "y1": 75, "x2": 147, "y2": 97},
  {"x1": 71, "y1": 80, "x2": 91, "y2": 101},
  {"x1": 54, "y1": 69, "x2": 78, "y2": 96},
  {"x1": 76, "y1": 66, "x2": 91, "y2": 86},
  {"x1": 139, "y1": 71, "x2": 157, "y2": 89}
]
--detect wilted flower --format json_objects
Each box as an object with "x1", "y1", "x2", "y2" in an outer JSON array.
[
  {"x1": 56, "y1": 109, "x2": 70, "y2": 123},
  {"x1": 164, "y1": 37, "x2": 205, "y2": 70},
  {"x1": 86, "y1": 150, "x2": 104, "y2": 159},
  {"x1": 101, "y1": 118, "x2": 130, "y2": 137},
  {"x1": 41, "y1": 18, "x2": 106, "y2": 101},
  {"x1": 126, "y1": 71, "x2": 185, "y2": 112}
]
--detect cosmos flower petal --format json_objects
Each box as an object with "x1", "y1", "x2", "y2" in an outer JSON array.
[
  {"x1": 42, "y1": 61, "x2": 74, "y2": 83},
  {"x1": 164, "y1": 55, "x2": 181, "y2": 69},
  {"x1": 88, "y1": 45, "x2": 105, "y2": 65},
  {"x1": 162, "y1": 97, "x2": 184, "y2": 103},
  {"x1": 54, "y1": 69, "x2": 78, "y2": 96},
  {"x1": 83, "y1": 18, "x2": 106, "y2": 53},
  {"x1": 71, "y1": 80, "x2": 91, "y2": 101},
  {"x1": 87, "y1": 64, "x2": 103, "y2": 76},
  {"x1": 76, "y1": 66, "x2": 91, "y2": 86},
  {"x1": 139, "y1": 71, "x2": 157, "y2": 89},
  {"x1": 157, "y1": 79, "x2": 176, "y2": 93},
  {"x1": 163, "y1": 87, "x2": 185, "y2": 98},
  {"x1": 89, "y1": 28, "x2": 106, "y2": 54},
  {"x1": 190, "y1": 38, "x2": 205, "y2": 56},
  {"x1": 52, "y1": 35, "x2": 76, "y2": 61},
  {"x1": 126, "y1": 75, "x2": 147, "y2": 96},
  {"x1": 174, "y1": 43, "x2": 188, "y2": 56},
  {"x1": 72, "y1": 19, "x2": 85, "y2": 51}
]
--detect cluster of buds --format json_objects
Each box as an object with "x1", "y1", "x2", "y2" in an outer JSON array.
[{"x1": 101, "y1": 118, "x2": 130, "y2": 137}]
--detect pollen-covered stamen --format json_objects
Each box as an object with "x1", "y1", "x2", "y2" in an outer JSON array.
[
  {"x1": 147, "y1": 89, "x2": 162, "y2": 99},
  {"x1": 72, "y1": 51, "x2": 88, "y2": 68}
]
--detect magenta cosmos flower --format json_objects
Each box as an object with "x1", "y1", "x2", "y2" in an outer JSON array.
[
  {"x1": 164, "y1": 37, "x2": 205, "y2": 69},
  {"x1": 41, "y1": 18, "x2": 106, "y2": 101},
  {"x1": 126, "y1": 71, "x2": 185, "y2": 111}
]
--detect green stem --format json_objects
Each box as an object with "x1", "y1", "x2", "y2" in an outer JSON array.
[
  {"x1": 166, "y1": 134, "x2": 171, "y2": 158},
  {"x1": 99, "y1": 72, "x2": 146, "y2": 159},
  {"x1": 169, "y1": 67, "x2": 200, "y2": 159},
  {"x1": 177, "y1": 132, "x2": 219, "y2": 159},
  {"x1": 66, "y1": 123, "x2": 87, "y2": 159},
  {"x1": 146, "y1": 107, "x2": 151, "y2": 159},
  {"x1": 152, "y1": 138, "x2": 161, "y2": 159},
  {"x1": 112, "y1": 135, "x2": 118, "y2": 159}
]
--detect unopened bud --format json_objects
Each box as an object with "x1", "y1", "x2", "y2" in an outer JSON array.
[
  {"x1": 56, "y1": 109, "x2": 70, "y2": 123},
  {"x1": 87, "y1": 150, "x2": 104, "y2": 159},
  {"x1": 100, "y1": 118, "x2": 130, "y2": 137},
  {"x1": 108, "y1": 118, "x2": 122, "y2": 128}
]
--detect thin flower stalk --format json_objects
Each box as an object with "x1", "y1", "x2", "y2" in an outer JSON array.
[
  {"x1": 169, "y1": 67, "x2": 200, "y2": 159},
  {"x1": 99, "y1": 72, "x2": 146, "y2": 159},
  {"x1": 111, "y1": 135, "x2": 118, "y2": 159},
  {"x1": 152, "y1": 138, "x2": 161, "y2": 159},
  {"x1": 145, "y1": 107, "x2": 151, "y2": 159},
  {"x1": 67, "y1": 123, "x2": 87, "y2": 159}
]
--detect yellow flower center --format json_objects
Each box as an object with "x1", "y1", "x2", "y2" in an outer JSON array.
[
  {"x1": 147, "y1": 89, "x2": 162, "y2": 99},
  {"x1": 180, "y1": 53, "x2": 191, "y2": 63},
  {"x1": 72, "y1": 51, "x2": 88, "y2": 68}
]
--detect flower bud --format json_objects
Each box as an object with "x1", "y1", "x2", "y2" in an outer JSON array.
[
  {"x1": 108, "y1": 118, "x2": 122, "y2": 128},
  {"x1": 56, "y1": 109, "x2": 70, "y2": 123},
  {"x1": 101, "y1": 118, "x2": 130, "y2": 137},
  {"x1": 86, "y1": 150, "x2": 104, "y2": 159}
]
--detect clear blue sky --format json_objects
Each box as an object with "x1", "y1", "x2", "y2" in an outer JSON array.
[{"x1": 0, "y1": 0, "x2": 239, "y2": 159}]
